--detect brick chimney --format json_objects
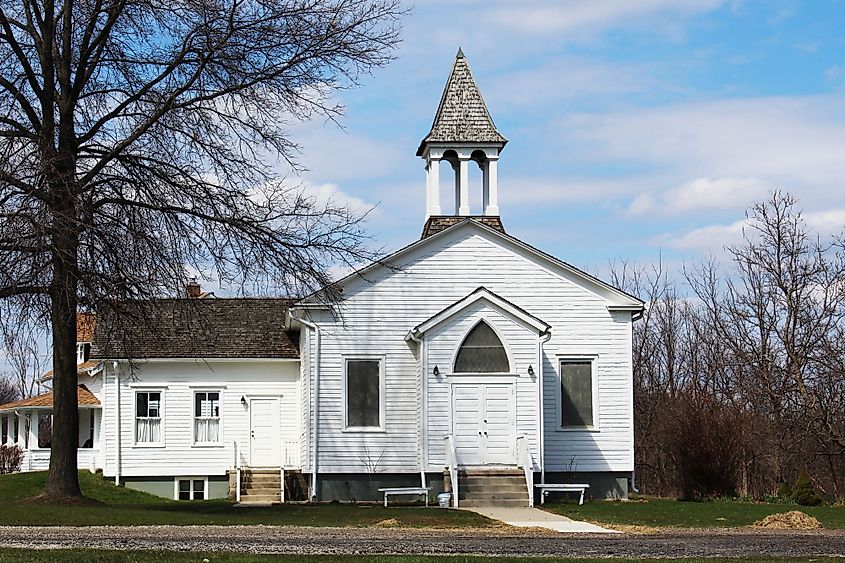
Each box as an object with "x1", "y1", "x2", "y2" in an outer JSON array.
[{"x1": 186, "y1": 279, "x2": 202, "y2": 298}]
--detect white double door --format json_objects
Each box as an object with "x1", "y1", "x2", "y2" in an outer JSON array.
[
  {"x1": 452, "y1": 383, "x2": 516, "y2": 466},
  {"x1": 249, "y1": 397, "x2": 281, "y2": 467}
]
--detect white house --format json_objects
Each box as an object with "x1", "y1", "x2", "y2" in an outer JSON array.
[{"x1": 0, "y1": 50, "x2": 643, "y2": 505}]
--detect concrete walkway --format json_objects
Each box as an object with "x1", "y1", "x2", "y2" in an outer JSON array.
[{"x1": 463, "y1": 506, "x2": 617, "y2": 533}]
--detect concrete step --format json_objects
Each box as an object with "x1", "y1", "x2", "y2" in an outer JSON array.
[
  {"x1": 459, "y1": 498, "x2": 529, "y2": 508},
  {"x1": 241, "y1": 486, "x2": 281, "y2": 495},
  {"x1": 460, "y1": 484, "x2": 527, "y2": 494},
  {"x1": 459, "y1": 469, "x2": 523, "y2": 477},
  {"x1": 240, "y1": 493, "x2": 281, "y2": 502},
  {"x1": 242, "y1": 478, "x2": 281, "y2": 486},
  {"x1": 459, "y1": 478, "x2": 526, "y2": 487},
  {"x1": 460, "y1": 491, "x2": 528, "y2": 499}
]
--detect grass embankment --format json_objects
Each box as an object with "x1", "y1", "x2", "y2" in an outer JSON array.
[
  {"x1": 0, "y1": 551, "x2": 841, "y2": 563},
  {"x1": 544, "y1": 496, "x2": 845, "y2": 529},
  {"x1": 0, "y1": 471, "x2": 492, "y2": 528}
]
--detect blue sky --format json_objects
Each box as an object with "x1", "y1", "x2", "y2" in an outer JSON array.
[{"x1": 283, "y1": 0, "x2": 845, "y2": 278}]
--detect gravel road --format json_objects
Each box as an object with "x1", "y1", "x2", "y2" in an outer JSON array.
[{"x1": 0, "y1": 525, "x2": 844, "y2": 558}]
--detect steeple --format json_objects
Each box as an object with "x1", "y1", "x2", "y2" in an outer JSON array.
[{"x1": 418, "y1": 49, "x2": 507, "y2": 222}]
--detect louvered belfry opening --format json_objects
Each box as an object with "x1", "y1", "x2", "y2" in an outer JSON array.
[{"x1": 454, "y1": 321, "x2": 510, "y2": 373}]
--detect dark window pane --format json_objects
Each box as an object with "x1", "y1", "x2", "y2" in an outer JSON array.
[
  {"x1": 454, "y1": 322, "x2": 509, "y2": 373},
  {"x1": 347, "y1": 360, "x2": 380, "y2": 427},
  {"x1": 136, "y1": 393, "x2": 148, "y2": 417},
  {"x1": 178, "y1": 479, "x2": 191, "y2": 500},
  {"x1": 195, "y1": 392, "x2": 204, "y2": 417},
  {"x1": 193, "y1": 480, "x2": 205, "y2": 500},
  {"x1": 561, "y1": 361, "x2": 593, "y2": 427}
]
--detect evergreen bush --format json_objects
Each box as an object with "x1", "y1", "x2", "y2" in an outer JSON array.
[{"x1": 792, "y1": 470, "x2": 823, "y2": 506}]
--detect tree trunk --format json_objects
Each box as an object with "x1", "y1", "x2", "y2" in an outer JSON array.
[{"x1": 42, "y1": 224, "x2": 82, "y2": 499}]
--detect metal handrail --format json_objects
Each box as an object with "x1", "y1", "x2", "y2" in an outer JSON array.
[
  {"x1": 444, "y1": 434, "x2": 459, "y2": 508},
  {"x1": 516, "y1": 435, "x2": 534, "y2": 507}
]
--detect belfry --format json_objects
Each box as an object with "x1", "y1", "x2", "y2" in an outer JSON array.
[{"x1": 418, "y1": 49, "x2": 507, "y2": 235}]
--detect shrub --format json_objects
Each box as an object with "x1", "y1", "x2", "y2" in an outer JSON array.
[
  {"x1": 777, "y1": 482, "x2": 792, "y2": 498},
  {"x1": 792, "y1": 470, "x2": 822, "y2": 506},
  {"x1": 0, "y1": 445, "x2": 22, "y2": 474}
]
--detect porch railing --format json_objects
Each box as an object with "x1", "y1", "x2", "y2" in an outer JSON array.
[
  {"x1": 516, "y1": 435, "x2": 534, "y2": 507},
  {"x1": 234, "y1": 441, "x2": 242, "y2": 503},
  {"x1": 444, "y1": 434, "x2": 459, "y2": 508}
]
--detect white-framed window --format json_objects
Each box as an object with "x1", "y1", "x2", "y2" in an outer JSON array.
[
  {"x1": 174, "y1": 477, "x2": 207, "y2": 500},
  {"x1": 343, "y1": 357, "x2": 385, "y2": 431},
  {"x1": 557, "y1": 357, "x2": 599, "y2": 431},
  {"x1": 135, "y1": 390, "x2": 163, "y2": 444},
  {"x1": 76, "y1": 343, "x2": 86, "y2": 364},
  {"x1": 193, "y1": 391, "x2": 221, "y2": 444}
]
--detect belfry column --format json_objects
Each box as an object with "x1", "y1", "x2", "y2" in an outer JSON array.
[
  {"x1": 426, "y1": 157, "x2": 441, "y2": 217},
  {"x1": 458, "y1": 156, "x2": 470, "y2": 215},
  {"x1": 484, "y1": 157, "x2": 499, "y2": 216}
]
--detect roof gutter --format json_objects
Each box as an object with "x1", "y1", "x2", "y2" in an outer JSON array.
[{"x1": 289, "y1": 311, "x2": 321, "y2": 501}]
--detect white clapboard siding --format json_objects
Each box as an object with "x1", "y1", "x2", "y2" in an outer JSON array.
[
  {"x1": 102, "y1": 360, "x2": 300, "y2": 478},
  {"x1": 308, "y1": 223, "x2": 635, "y2": 474}
]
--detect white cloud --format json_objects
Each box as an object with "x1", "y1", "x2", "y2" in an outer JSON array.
[
  {"x1": 804, "y1": 208, "x2": 845, "y2": 234},
  {"x1": 626, "y1": 177, "x2": 770, "y2": 216},
  {"x1": 482, "y1": 0, "x2": 724, "y2": 37},
  {"x1": 653, "y1": 218, "x2": 748, "y2": 251},
  {"x1": 652, "y1": 207, "x2": 845, "y2": 253},
  {"x1": 293, "y1": 179, "x2": 376, "y2": 217}
]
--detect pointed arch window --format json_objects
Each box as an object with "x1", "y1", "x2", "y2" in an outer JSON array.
[{"x1": 454, "y1": 321, "x2": 510, "y2": 373}]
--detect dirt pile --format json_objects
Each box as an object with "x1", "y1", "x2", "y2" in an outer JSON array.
[{"x1": 753, "y1": 510, "x2": 822, "y2": 530}]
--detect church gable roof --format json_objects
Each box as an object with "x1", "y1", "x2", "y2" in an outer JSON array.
[
  {"x1": 417, "y1": 49, "x2": 507, "y2": 156},
  {"x1": 298, "y1": 219, "x2": 643, "y2": 309}
]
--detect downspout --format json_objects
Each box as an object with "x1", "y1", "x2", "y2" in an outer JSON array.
[
  {"x1": 407, "y1": 331, "x2": 426, "y2": 478},
  {"x1": 538, "y1": 329, "x2": 552, "y2": 486},
  {"x1": 113, "y1": 361, "x2": 120, "y2": 486},
  {"x1": 290, "y1": 311, "x2": 320, "y2": 501},
  {"x1": 630, "y1": 309, "x2": 643, "y2": 493}
]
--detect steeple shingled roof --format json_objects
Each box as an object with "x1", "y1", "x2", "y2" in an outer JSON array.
[{"x1": 416, "y1": 49, "x2": 507, "y2": 156}]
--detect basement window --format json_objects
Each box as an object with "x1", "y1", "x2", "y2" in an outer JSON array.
[{"x1": 175, "y1": 477, "x2": 206, "y2": 500}]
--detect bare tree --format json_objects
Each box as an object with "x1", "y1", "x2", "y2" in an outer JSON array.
[
  {"x1": 0, "y1": 319, "x2": 47, "y2": 399},
  {"x1": 0, "y1": 0, "x2": 403, "y2": 499},
  {"x1": 0, "y1": 376, "x2": 18, "y2": 405}
]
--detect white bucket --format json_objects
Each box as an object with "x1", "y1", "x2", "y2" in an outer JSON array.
[{"x1": 437, "y1": 492, "x2": 451, "y2": 508}]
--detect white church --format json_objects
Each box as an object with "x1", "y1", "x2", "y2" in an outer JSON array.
[{"x1": 0, "y1": 51, "x2": 643, "y2": 506}]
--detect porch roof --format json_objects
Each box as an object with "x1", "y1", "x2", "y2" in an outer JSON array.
[
  {"x1": 407, "y1": 286, "x2": 551, "y2": 339},
  {"x1": 36, "y1": 360, "x2": 102, "y2": 384},
  {"x1": 0, "y1": 385, "x2": 100, "y2": 413}
]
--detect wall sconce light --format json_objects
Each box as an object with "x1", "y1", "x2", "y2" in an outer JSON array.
[
  {"x1": 527, "y1": 365, "x2": 535, "y2": 377},
  {"x1": 433, "y1": 365, "x2": 440, "y2": 377},
  {"x1": 240, "y1": 396, "x2": 247, "y2": 407}
]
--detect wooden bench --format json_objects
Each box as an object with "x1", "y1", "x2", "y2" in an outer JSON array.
[
  {"x1": 535, "y1": 483, "x2": 590, "y2": 505},
  {"x1": 378, "y1": 470, "x2": 431, "y2": 507}
]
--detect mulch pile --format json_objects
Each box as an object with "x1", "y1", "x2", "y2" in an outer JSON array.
[{"x1": 753, "y1": 510, "x2": 822, "y2": 530}]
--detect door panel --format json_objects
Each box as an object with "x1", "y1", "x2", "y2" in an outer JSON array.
[
  {"x1": 482, "y1": 384, "x2": 514, "y2": 464},
  {"x1": 452, "y1": 384, "x2": 482, "y2": 465},
  {"x1": 250, "y1": 398, "x2": 280, "y2": 467}
]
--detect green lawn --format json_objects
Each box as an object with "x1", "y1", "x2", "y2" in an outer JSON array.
[
  {"x1": 0, "y1": 551, "x2": 840, "y2": 563},
  {"x1": 544, "y1": 496, "x2": 845, "y2": 529},
  {"x1": 0, "y1": 471, "x2": 492, "y2": 528}
]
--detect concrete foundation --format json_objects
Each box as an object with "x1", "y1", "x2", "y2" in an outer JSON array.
[
  {"x1": 316, "y1": 472, "x2": 446, "y2": 503},
  {"x1": 121, "y1": 475, "x2": 229, "y2": 500},
  {"x1": 538, "y1": 471, "x2": 630, "y2": 503}
]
